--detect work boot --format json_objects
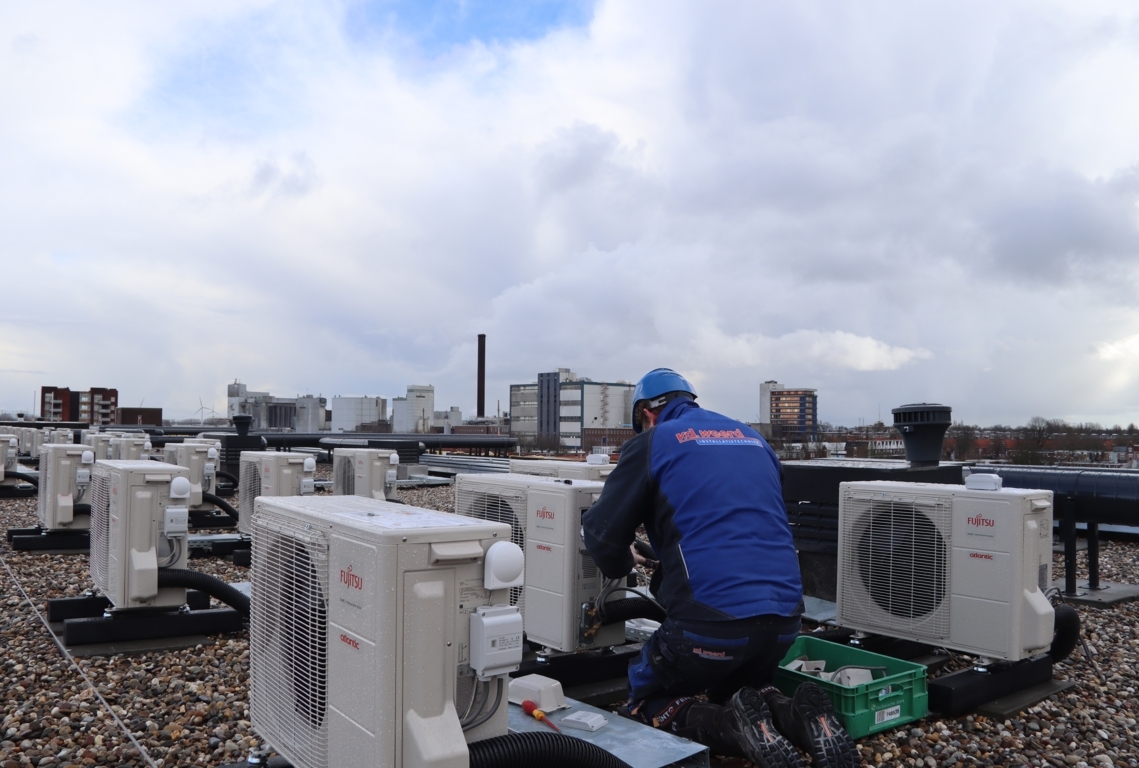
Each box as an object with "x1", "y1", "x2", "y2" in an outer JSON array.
[
  {"x1": 675, "y1": 702, "x2": 745, "y2": 758},
  {"x1": 722, "y1": 687, "x2": 806, "y2": 767},
  {"x1": 761, "y1": 683, "x2": 858, "y2": 768}
]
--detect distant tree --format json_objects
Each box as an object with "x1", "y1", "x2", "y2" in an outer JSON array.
[
  {"x1": 947, "y1": 422, "x2": 978, "y2": 460},
  {"x1": 1129, "y1": 423, "x2": 1137, "y2": 436}
]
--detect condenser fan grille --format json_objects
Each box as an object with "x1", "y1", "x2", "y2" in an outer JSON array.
[
  {"x1": 239, "y1": 458, "x2": 262, "y2": 532},
  {"x1": 88, "y1": 467, "x2": 112, "y2": 593},
  {"x1": 457, "y1": 485, "x2": 526, "y2": 609},
  {"x1": 334, "y1": 456, "x2": 355, "y2": 496},
  {"x1": 840, "y1": 495, "x2": 951, "y2": 638},
  {"x1": 250, "y1": 513, "x2": 329, "y2": 768}
]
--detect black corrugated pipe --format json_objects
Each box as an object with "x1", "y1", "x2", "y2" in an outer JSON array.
[
  {"x1": 156, "y1": 569, "x2": 249, "y2": 618},
  {"x1": 201, "y1": 492, "x2": 241, "y2": 524},
  {"x1": 215, "y1": 470, "x2": 239, "y2": 486},
  {"x1": 1050, "y1": 604, "x2": 1080, "y2": 663},
  {"x1": 810, "y1": 626, "x2": 857, "y2": 643},
  {"x1": 74, "y1": 503, "x2": 90, "y2": 516},
  {"x1": 599, "y1": 597, "x2": 666, "y2": 624},
  {"x1": 7, "y1": 471, "x2": 38, "y2": 487},
  {"x1": 468, "y1": 732, "x2": 632, "y2": 768}
]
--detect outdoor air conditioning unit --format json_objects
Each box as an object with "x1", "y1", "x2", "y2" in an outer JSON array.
[
  {"x1": 83, "y1": 433, "x2": 120, "y2": 461},
  {"x1": 1, "y1": 435, "x2": 17, "y2": 482},
  {"x1": 250, "y1": 495, "x2": 523, "y2": 768},
  {"x1": 49, "y1": 428, "x2": 75, "y2": 444},
  {"x1": 509, "y1": 454, "x2": 613, "y2": 482},
  {"x1": 238, "y1": 451, "x2": 316, "y2": 534},
  {"x1": 88, "y1": 460, "x2": 192, "y2": 610},
  {"x1": 837, "y1": 477, "x2": 1055, "y2": 661},
  {"x1": 21, "y1": 428, "x2": 45, "y2": 459},
  {"x1": 331, "y1": 448, "x2": 399, "y2": 501},
  {"x1": 455, "y1": 473, "x2": 622, "y2": 652},
  {"x1": 109, "y1": 436, "x2": 151, "y2": 461},
  {"x1": 161, "y1": 443, "x2": 219, "y2": 508},
  {"x1": 37, "y1": 443, "x2": 95, "y2": 530}
]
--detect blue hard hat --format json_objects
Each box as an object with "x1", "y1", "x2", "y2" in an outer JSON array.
[{"x1": 632, "y1": 368, "x2": 697, "y2": 432}]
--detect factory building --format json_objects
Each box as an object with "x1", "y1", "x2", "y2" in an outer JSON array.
[
  {"x1": 330, "y1": 396, "x2": 388, "y2": 433},
  {"x1": 391, "y1": 385, "x2": 435, "y2": 433},
  {"x1": 510, "y1": 369, "x2": 634, "y2": 451},
  {"x1": 227, "y1": 380, "x2": 327, "y2": 431}
]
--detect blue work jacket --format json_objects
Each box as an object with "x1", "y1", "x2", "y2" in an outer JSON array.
[{"x1": 582, "y1": 398, "x2": 803, "y2": 622}]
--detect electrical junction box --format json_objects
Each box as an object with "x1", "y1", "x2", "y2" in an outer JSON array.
[
  {"x1": 164, "y1": 506, "x2": 189, "y2": 537},
  {"x1": 470, "y1": 605, "x2": 523, "y2": 679}
]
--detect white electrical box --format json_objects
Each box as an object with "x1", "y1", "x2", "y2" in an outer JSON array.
[
  {"x1": 249, "y1": 495, "x2": 513, "y2": 768},
  {"x1": 470, "y1": 605, "x2": 524, "y2": 679},
  {"x1": 838, "y1": 480, "x2": 1055, "y2": 661}
]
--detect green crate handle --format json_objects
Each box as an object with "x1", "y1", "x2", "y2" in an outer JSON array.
[{"x1": 872, "y1": 686, "x2": 905, "y2": 706}]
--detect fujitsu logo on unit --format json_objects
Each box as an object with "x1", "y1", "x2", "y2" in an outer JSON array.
[
  {"x1": 340, "y1": 565, "x2": 363, "y2": 590},
  {"x1": 969, "y1": 552, "x2": 994, "y2": 560},
  {"x1": 967, "y1": 515, "x2": 995, "y2": 528},
  {"x1": 339, "y1": 633, "x2": 359, "y2": 649},
  {"x1": 536, "y1": 507, "x2": 555, "y2": 521}
]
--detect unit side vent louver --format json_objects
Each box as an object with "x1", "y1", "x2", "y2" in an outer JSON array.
[
  {"x1": 457, "y1": 486, "x2": 526, "y2": 611},
  {"x1": 333, "y1": 455, "x2": 354, "y2": 497},
  {"x1": 839, "y1": 494, "x2": 952, "y2": 639},
  {"x1": 250, "y1": 511, "x2": 329, "y2": 768},
  {"x1": 89, "y1": 465, "x2": 112, "y2": 595},
  {"x1": 239, "y1": 457, "x2": 262, "y2": 533}
]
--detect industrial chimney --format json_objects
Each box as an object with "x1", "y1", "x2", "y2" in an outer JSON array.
[
  {"x1": 477, "y1": 333, "x2": 486, "y2": 419},
  {"x1": 891, "y1": 403, "x2": 952, "y2": 467}
]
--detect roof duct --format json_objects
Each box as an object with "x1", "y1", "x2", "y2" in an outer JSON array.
[{"x1": 891, "y1": 403, "x2": 952, "y2": 467}]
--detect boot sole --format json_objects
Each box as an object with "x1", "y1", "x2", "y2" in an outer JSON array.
[
  {"x1": 791, "y1": 685, "x2": 859, "y2": 768},
  {"x1": 728, "y1": 690, "x2": 806, "y2": 768}
]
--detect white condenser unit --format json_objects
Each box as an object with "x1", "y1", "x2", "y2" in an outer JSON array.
[
  {"x1": 250, "y1": 495, "x2": 524, "y2": 768},
  {"x1": 89, "y1": 460, "x2": 193, "y2": 610},
  {"x1": 109, "y1": 436, "x2": 152, "y2": 461},
  {"x1": 239, "y1": 451, "x2": 316, "y2": 534},
  {"x1": 161, "y1": 443, "x2": 219, "y2": 508},
  {"x1": 83, "y1": 433, "x2": 116, "y2": 461},
  {"x1": 1, "y1": 434, "x2": 17, "y2": 481},
  {"x1": 22, "y1": 428, "x2": 45, "y2": 459},
  {"x1": 837, "y1": 477, "x2": 1055, "y2": 662},
  {"x1": 331, "y1": 448, "x2": 398, "y2": 501},
  {"x1": 509, "y1": 454, "x2": 613, "y2": 482},
  {"x1": 455, "y1": 473, "x2": 622, "y2": 652},
  {"x1": 49, "y1": 428, "x2": 74, "y2": 444},
  {"x1": 37, "y1": 443, "x2": 95, "y2": 530}
]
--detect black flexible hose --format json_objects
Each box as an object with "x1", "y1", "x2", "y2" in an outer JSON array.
[
  {"x1": 633, "y1": 539, "x2": 657, "y2": 561},
  {"x1": 1050, "y1": 603, "x2": 1080, "y2": 663},
  {"x1": 468, "y1": 732, "x2": 632, "y2": 768},
  {"x1": 215, "y1": 470, "x2": 239, "y2": 486},
  {"x1": 74, "y1": 503, "x2": 91, "y2": 516},
  {"x1": 156, "y1": 568, "x2": 249, "y2": 618},
  {"x1": 201, "y1": 492, "x2": 241, "y2": 524},
  {"x1": 7, "y1": 471, "x2": 38, "y2": 487},
  {"x1": 599, "y1": 597, "x2": 666, "y2": 624}
]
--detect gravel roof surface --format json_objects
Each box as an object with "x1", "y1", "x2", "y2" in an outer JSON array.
[{"x1": 2, "y1": 481, "x2": 1138, "y2": 768}]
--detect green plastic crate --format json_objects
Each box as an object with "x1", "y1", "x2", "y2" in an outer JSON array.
[{"x1": 772, "y1": 635, "x2": 928, "y2": 739}]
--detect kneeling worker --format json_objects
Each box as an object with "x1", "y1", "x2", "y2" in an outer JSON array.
[{"x1": 582, "y1": 368, "x2": 858, "y2": 768}]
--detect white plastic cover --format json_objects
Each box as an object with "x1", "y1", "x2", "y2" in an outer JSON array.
[{"x1": 484, "y1": 540, "x2": 525, "y2": 590}]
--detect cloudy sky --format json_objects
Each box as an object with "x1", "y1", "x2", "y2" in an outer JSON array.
[{"x1": 2, "y1": 0, "x2": 1139, "y2": 427}]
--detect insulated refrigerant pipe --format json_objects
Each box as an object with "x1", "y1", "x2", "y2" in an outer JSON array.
[
  {"x1": 598, "y1": 597, "x2": 666, "y2": 624},
  {"x1": 156, "y1": 569, "x2": 250, "y2": 618},
  {"x1": 468, "y1": 732, "x2": 633, "y2": 768},
  {"x1": 201, "y1": 493, "x2": 240, "y2": 524},
  {"x1": 7, "y1": 471, "x2": 38, "y2": 488}
]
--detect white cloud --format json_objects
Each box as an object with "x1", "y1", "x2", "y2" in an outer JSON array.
[{"x1": 2, "y1": 1, "x2": 1139, "y2": 426}]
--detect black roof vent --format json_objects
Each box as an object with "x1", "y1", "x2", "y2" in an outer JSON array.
[{"x1": 891, "y1": 403, "x2": 952, "y2": 468}]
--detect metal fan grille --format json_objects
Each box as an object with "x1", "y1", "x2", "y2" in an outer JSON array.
[
  {"x1": 250, "y1": 509, "x2": 329, "y2": 768},
  {"x1": 456, "y1": 482, "x2": 527, "y2": 611},
  {"x1": 840, "y1": 495, "x2": 951, "y2": 638},
  {"x1": 334, "y1": 456, "x2": 354, "y2": 497},
  {"x1": 89, "y1": 464, "x2": 112, "y2": 594},
  {"x1": 239, "y1": 457, "x2": 262, "y2": 534}
]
